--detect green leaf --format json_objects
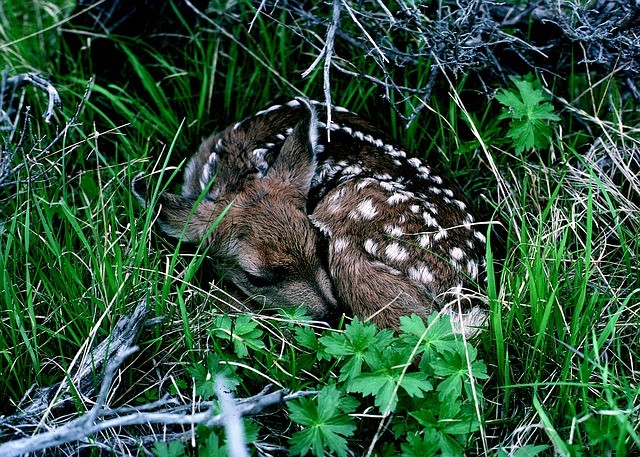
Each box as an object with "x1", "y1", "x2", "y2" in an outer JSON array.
[
  {"x1": 210, "y1": 314, "x2": 265, "y2": 358},
  {"x1": 349, "y1": 346, "x2": 432, "y2": 413},
  {"x1": 187, "y1": 353, "x2": 239, "y2": 400},
  {"x1": 409, "y1": 398, "x2": 478, "y2": 454},
  {"x1": 198, "y1": 432, "x2": 228, "y2": 457},
  {"x1": 295, "y1": 326, "x2": 330, "y2": 361},
  {"x1": 431, "y1": 345, "x2": 488, "y2": 403},
  {"x1": 152, "y1": 440, "x2": 185, "y2": 457},
  {"x1": 319, "y1": 317, "x2": 392, "y2": 382},
  {"x1": 399, "y1": 314, "x2": 459, "y2": 370},
  {"x1": 401, "y1": 431, "x2": 440, "y2": 457},
  {"x1": 288, "y1": 385, "x2": 357, "y2": 457},
  {"x1": 279, "y1": 306, "x2": 314, "y2": 322},
  {"x1": 495, "y1": 76, "x2": 559, "y2": 153}
]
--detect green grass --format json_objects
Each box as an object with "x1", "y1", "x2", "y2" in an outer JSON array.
[{"x1": 1, "y1": 1, "x2": 639, "y2": 455}]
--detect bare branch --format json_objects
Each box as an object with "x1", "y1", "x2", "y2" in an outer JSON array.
[
  {"x1": 0, "y1": 297, "x2": 316, "y2": 456},
  {"x1": 216, "y1": 377, "x2": 249, "y2": 457},
  {"x1": 0, "y1": 70, "x2": 61, "y2": 127},
  {"x1": 250, "y1": 0, "x2": 640, "y2": 123},
  {"x1": 0, "y1": 78, "x2": 91, "y2": 192}
]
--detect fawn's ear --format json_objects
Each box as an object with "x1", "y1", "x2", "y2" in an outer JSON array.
[
  {"x1": 267, "y1": 99, "x2": 318, "y2": 196},
  {"x1": 132, "y1": 173, "x2": 150, "y2": 208},
  {"x1": 132, "y1": 173, "x2": 214, "y2": 242}
]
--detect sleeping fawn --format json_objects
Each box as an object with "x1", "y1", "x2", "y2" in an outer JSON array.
[{"x1": 133, "y1": 99, "x2": 489, "y2": 336}]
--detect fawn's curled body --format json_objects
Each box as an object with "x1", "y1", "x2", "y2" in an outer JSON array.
[{"x1": 134, "y1": 100, "x2": 489, "y2": 335}]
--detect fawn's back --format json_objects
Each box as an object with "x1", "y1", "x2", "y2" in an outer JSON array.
[{"x1": 135, "y1": 100, "x2": 489, "y2": 335}]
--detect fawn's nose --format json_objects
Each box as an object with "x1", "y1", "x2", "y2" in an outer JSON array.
[{"x1": 288, "y1": 268, "x2": 339, "y2": 318}]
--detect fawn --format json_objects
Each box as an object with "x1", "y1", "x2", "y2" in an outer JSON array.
[{"x1": 133, "y1": 99, "x2": 489, "y2": 336}]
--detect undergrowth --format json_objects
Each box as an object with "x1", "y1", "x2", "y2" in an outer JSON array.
[{"x1": 1, "y1": 0, "x2": 639, "y2": 455}]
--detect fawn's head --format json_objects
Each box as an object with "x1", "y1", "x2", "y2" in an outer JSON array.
[{"x1": 133, "y1": 102, "x2": 337, "y2": 318}]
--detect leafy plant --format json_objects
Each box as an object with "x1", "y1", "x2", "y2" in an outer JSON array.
[
  {"x1": 163, "y1": 313, "x2": 487, "y2": 456},
  {"x1": 288, "y1": 384, "x2": 358, "y2": 457},
  {"x1": 188, "y1": 353, "x2": 240, "y2": 400},
  {"x1": 152, "y1": 440, "x2": 186, "y2": 457},
  {"x1": 495, "y1": 75, "x2": 560, "y2": 153},
  {"x1": 289, "y1": 314, "x2": 487, "y2": 455},
  {"x1": 210, "y1": 314, "x2": 266, "y2": 358}
]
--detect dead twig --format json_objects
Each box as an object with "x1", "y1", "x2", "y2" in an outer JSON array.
[
  {"x1": 0, "y1": 78, "x2": 90, "y2": 191},
  {"x1": 0, "y1": 69, "x2": 62, "y2": 128},
  {"x1": 0, "y1": 298, "x2": 315, "y2": 456}
]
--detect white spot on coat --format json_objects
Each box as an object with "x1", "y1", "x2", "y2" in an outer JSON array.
[
  {"x1": 408, "y1": 264, "x2": 434, "y2": 284},
  {"x1": 352, "y1": 199, "x2": 378, "y2": 220},
  {"x1": 423, "y1": 212, "x2": 439, "y2": 228},
  {"x1": 364, "y1": 239, "x2": 378, "y2": 256},
  {"x1": 356, "y1": 179, "x2": 374, "y2": 190},
  {"x1": 343, "y1": 164, "x2": 363, "y2": 175},
  {"x1": 384, "y1": 145, "x2": 407, "y2": 158},
  {"x1": 467, "y1": 259, "x2": 479, "y2": 279},
  {"x1": 454, "y1": 200, "x2": 467, "y2": 211},
  {"x1": 252, "y1": 148, "x2": 269, "y2": 156},
  {"x1": 450, "y1": 247, "x2": 465, "y2": 260},
  {"x1": 379, "y1": 181, "x2": 396, "y2": 192},
  {"x1": 333, "y1": 237, "x2": 349, "y2": 253},
  {"x1": 255, "y1": 104, "x2": 282, "y2": 116},
  {"x1": 474, "y1": 230, "x2": 487, "y2": 243},
  {"x1": 384, "y1": 225, "x2": 404, "y2": 237},
  {"x1": 388, "y1": 193, "x2": 410, "y2": 204},
  {"x1": 310, "y1": 216, "x2": 332, "y2": 237},
  {"x1": 435, "y1": 228, "x2": 449, "y2": 241},
  {"x1": 418, "y1": 233, "x2": 431, "y2": 248},
  {"x1": 385, "y1": 242, "x2": 409, "y2": 262}
]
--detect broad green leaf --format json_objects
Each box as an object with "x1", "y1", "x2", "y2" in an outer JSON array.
[
  {"x1": 210, "y1": 314, "x2": 265, "y2": 358},
  {"x1": 288, "y1": 385, "x2": 357, "y2": 457},
  {"x1": 401, "y1": 431, "x2": 439, "y2": 457},
  {"x1": 399, "y1": 314, "x2": 459, "y2": 370},
  {"x1": 198, "y1": 432, "x2": 228, "y2": 457},
  {"x1": 495, "y1": 76, "x2": 559, "y2": 153},
  {"x1": 320, "y1": 317, "x2": 392, "y2": 381},
  {"x1": 152, "y1": 440, "x2": 185, "y2": 457},
  {"x1": 188, "y1": 353, "x2": 239, "y2": 400},
  {"x1": 295, "y1": 326, "x2": 330, "y2": 360},
  {"x1": 349, "y1": 347, "x2": 431, "y2": 413}
]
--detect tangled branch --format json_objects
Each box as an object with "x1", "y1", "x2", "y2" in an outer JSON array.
[
  {"x1": 247, "y1": 0, "x2": 640, "y2": 121},
  {"x1": 0, "y1": 299, "x2": 314, "y2": 456},
  {"x1": 0, "y1": 78, "x2": 88, "y2": 192}
]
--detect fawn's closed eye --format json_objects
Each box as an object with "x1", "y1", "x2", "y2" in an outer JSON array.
[{"x1": 245, "y1": 271, "x2": 280, "y2": 289}]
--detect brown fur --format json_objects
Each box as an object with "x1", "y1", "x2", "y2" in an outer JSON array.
[{"x1": 134, "y1": 100, "x2": 489, "y2": 335}]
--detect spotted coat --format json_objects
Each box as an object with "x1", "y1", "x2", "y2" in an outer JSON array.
[{"x1": 146, "y1": 99, "x2": 489, "y2": 334}]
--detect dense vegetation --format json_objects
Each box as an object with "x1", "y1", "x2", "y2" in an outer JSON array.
[{"x1": 1, "y1": 1, "x2": 639, "y2": 455}]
